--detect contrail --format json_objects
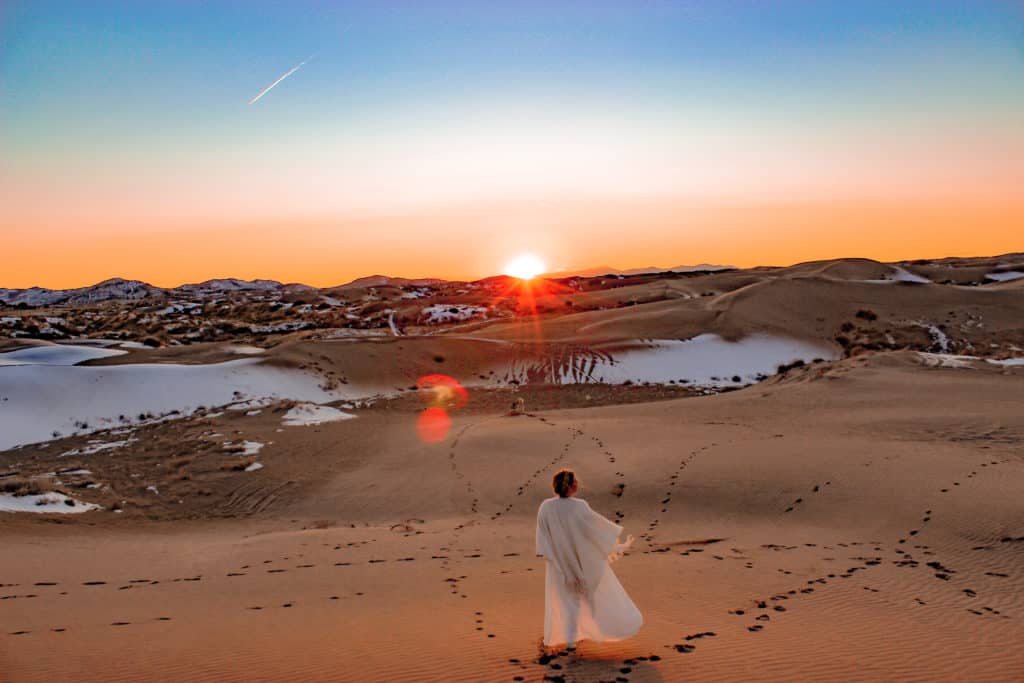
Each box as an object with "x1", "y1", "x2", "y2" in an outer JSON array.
[{"x1": 248, "y1": 55, "x2": 313, "y2": 105}]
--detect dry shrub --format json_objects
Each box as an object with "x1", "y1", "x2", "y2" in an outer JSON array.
[
  {"x1": 220, "y1": 458, "x2": 253, "y2": 472},
  {"x1": 0, "y1": 478, "x2": 42, "y2": 496}
]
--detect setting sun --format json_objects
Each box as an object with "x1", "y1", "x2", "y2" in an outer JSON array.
[{"x1": 504, "y1": 254, "x2": 546, "y2": 280}]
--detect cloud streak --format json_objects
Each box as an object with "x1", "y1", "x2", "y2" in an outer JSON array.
[{"x1": 248, "y1": 55, "x2": 313, "y2": 105}]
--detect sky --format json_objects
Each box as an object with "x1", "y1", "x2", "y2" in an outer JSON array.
[{"x1": 2, "y1": 1, "x2": 1023, "y2": 288}]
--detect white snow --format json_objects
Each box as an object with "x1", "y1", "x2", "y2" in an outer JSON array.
[
  {"x1": 988, "y1": 357, "x2": 1024, "y2": 366},
  {"x1": 918, "y1": 353, "x2": 976, "y2": 368},
  {"x1": 421, "y1": 304, "x2": 488, "y2": 324},
  {"x1": 916, "y1": 352, "x2": 1024, "y2": 368},
  {"x1": 864, "y1": 266, "x2": 931, "y2": 284},
  {"x1": 155, "y1": 302, "x2": 202, "y2": 316},
  {"x1": 0, "y1": 492, "x2": 100, "y2": 514},
  {"x1": 117, "y1": 341, "x2": 150, "y2": 349},
  {"x1": 250, "y1": 321, "x2": 311, "y2": 333},
  {"x1": 227, "y1": 345, "x2": 266, "y2": 355},
  {"x1": 500, "y1": 334, "x2": 837, "y2": 387},
  {"x1": 387, "y1": 311, "x2": 402, "y2": 336},
  {"x1": 226, "y1": 441, "x2": 264, "y2": 456},
  {"x1": 57, "y1": 469, "x2": 93, "y2": 476},
  {"x1": 1, "y1": 317, "x2": 20, "y2": 325},
  {"x1": 891, "y1": 267, "x2": 931, "y2": 283},
  {"x1": 985, "y1": 271, "x2": 1024, "y2": 282},
  {"x1": 0, "y1": 344, "x2": 127, "y2": 367},
  {"x1": 59, "y1": 438, "x2": 137, "y2": 457},
  {"x1": 244, "y1": 462, "x2": 264, "y2": 472},
  {"x1": 245, "y1": 409, "x2": 262, "y2": 416},
  {"x1": 227, "y1": 397, "x2": 275, "y2": 411},
  {"x1": 282, "y1": 403, "x2": 356, "y2": 426},
  {"x1": 146, "y1": 485, "x2": 159, "y2": 495},
  {"x1": 0, "y1": 358, "x2": 350, "y2": 450}
]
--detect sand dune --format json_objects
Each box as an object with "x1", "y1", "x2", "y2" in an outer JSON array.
[
  {"x1": 2, "y1": 255, "x2": 1023, "y2": 681},
  {"x1": 2, "y1": 351, "x2": 1022, "y2": 681}
]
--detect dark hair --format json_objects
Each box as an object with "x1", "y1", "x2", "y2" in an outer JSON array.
[{"x1": 552, "y1": 469, "x2": 576, "y2": 497}]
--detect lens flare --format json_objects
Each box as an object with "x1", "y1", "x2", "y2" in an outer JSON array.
[
  {"x1": 414, "y1": 374, "x2": 468, "y2": 443},
  {"x1": 416, "y1": 374, "x2": 469, "y2": 410},
  {"x1": 416, "y1": 407, "x2": 452, "y2": 444}
]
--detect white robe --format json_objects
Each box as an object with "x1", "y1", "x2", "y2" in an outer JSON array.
[{"x1": 535, "y1": 496, "x2": 642, "y2": 646}]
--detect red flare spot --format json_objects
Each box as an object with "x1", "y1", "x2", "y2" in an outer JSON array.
[{"x1": 417, "y1": 407, "x2": 451, "y2": 443}]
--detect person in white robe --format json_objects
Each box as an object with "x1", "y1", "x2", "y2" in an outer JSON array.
[{"x1": 535, "y1": 468, "x2": 642, "y2": 648}]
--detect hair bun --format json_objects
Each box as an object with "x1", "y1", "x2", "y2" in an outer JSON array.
[{"x1": 552, "y1": 468, "x2": 575, "y2": 497}]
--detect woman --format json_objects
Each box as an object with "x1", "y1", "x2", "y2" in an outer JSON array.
[{"x1": 535, "y1": 468, "x2": 642, "y2": 649}]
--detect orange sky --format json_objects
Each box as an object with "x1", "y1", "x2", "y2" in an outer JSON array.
[{"x1": 4, "y1": 196, "x2": 1022, "y2": 289}]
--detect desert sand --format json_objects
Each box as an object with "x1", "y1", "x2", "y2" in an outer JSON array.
[{"x1": 2, "y1": 257, "x2": 1023, "y2": 682}]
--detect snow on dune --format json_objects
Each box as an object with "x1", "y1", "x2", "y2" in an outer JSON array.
[
  {"x1": 60, "y1": 438, "x2": 138, "y2": 458},
  {"x1": 864, "y1": 266, "x2": 931, "y2": 284},
  {"x1": 985, "y1": 271, "x2": 1024, "y2": 283},
  {"x1": 0, "y1": 359, "x2": 349, "y2": 451},
  {"x1": 0, "y1": 344, "x2": 127, "y2": 367},
  {"x1": 917, "y1": 353, "x2": 1024, "y2": 368},
  {"x1": 0, "y1": 492, "x2": 100, "y2": 514},
  {"x1": 501, "y1": 334, "x2": 837, "y2": 387},
  {"x1": 225, "y1": 440, "x2": 263, "y2": 456},
  {"x1": 583, "y1": 334, "x2": 836, "y2": 386},
  {"x1": 988, "y1": 357, "x2": 1024, "y2": 366},
  {"x1": 282, "y1": 403, "x2": 356, "y2": 427},
  {"x1": 421, "y1": 304, "x2": 487, "y2": 324},
  {"x1": 227, "y1": 345, "x2": 266, "y2": 355}
]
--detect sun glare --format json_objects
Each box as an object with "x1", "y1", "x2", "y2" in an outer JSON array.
[{"x1": 504, "y1": 254, "x2": 546, "y2": 280}]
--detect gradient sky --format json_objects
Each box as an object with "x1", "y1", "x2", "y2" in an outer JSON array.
[{"x1": 2, "y1": 1, "x2": 1022, "y2": 288}]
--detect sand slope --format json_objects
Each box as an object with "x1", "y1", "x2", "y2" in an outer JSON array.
[{"x1": 2, "y1": 353, "x2": 1022, "y2": 682}]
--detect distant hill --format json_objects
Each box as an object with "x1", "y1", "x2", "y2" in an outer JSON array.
[
  {"x1": 544, "y1": 264, "x2": 734, "y2": 279},
  {"x1": 328, "y1": 275, "x2": 447, "y2": 290}
]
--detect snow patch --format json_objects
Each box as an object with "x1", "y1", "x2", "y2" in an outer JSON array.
[
  {"x1": 0, "y1": 492, "x2": 100, "y2": 514},
  {"x1": 985, "y1": 271, "x2": 1024, "y2": 282},
  {"x1": 864, "y1": 266, "x2": 931, "y2": 285},
  {"x1": 0, "y1": 344, "x2": 127, "y2": 367},
  {"x1": 0, "y1": 358, "x2": 349, "y2": 450},
  {"x1": 421, "y1": 304, "x2": 488, "y2": 324},
  {"x1": 282, "y1": 403, "x2": 356, "y2": 427},
  {"x1": 227, "y1": 345, "x2": 266, "y2": 355},
  {"x1": 500, "y1": 334, "x2": 837, "y2": 387},
  {"x1": 59, "y1": 438, "x2": 137, "y2": 457},
  {"x1": 226, "y1": 441, "x2": 264, "y2": 456},
  {"x1": 244, "y1": 462, "x2": 264, "y2": 472}
]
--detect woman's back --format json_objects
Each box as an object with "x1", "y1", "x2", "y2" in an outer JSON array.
[{"x1": 536, "y1": 488, "x2": 642, "y2": 647}]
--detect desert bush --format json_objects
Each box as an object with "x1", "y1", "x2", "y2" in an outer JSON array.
[
  {"x1": 840, "y1": 321, "x2": 855, "y2": 333},
  {"x1": 855, "y1": 309, "x2": 878, "y2": 321},
  {"x1": 777, "y1": 360, "x2": 806, "y2": 374},
  {"x1": 0, "y1": 478, "x2": 42, "y2": 496},
  {"x1": 220, "y1": 458, "x2": 253, "y2": 472}
]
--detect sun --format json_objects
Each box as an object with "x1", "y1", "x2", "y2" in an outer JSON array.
[{"x1": 504, "y1": 254, "x2": 546, "y2": 280}]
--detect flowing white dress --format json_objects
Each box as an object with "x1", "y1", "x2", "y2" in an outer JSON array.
[{"x1": 535, "y1": 496, "x2": 642, "y2": 646}]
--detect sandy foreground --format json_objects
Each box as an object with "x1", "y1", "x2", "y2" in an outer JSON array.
[{"x1": 1, "y1": 352, "x2": 1022, "y2": 682}]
